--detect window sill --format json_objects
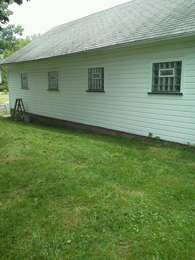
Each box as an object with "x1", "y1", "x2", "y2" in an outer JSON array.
[
  {"x1": 47, "y1": 89, "x2": 59, "y2": 91},
  {"x1": 21, "y1": 88, "x2": 29, "y2": 90},
  {"x1": 86, "y1": 90, "x2": 105, "y2": 93},
  {"x1": 148, "y1": 92, "x2": 183, "y2": 95}
]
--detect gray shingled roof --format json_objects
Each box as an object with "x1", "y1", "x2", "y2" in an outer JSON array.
[{"x1": 2, "y1": 0, "x2": 195, "y2": 65}]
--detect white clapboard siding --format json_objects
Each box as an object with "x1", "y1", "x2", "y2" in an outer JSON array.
[{"x1": 8, "y1": 37, "x2": 195, "y2": 144}]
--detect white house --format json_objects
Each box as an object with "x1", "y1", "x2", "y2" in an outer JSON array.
[{"x1": 1, "y1": 0, "x2": 195, "y2": 145}]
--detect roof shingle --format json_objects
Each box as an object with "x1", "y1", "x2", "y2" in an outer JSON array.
[{"x1": 2, "y1": 0, "x2": 195, "y2": 64}]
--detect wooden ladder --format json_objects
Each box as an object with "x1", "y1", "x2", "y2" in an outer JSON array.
[{"x1": 12, "y1": 99, "x2": 25, "y2": 121}]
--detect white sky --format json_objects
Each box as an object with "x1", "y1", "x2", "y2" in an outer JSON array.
[{"x1": 9, "y1": 0, "x2": 131, "y2": 37}]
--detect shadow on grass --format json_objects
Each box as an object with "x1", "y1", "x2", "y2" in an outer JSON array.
[{"x1": 0, "y1": 116, "x2": 192, "y2": 156}]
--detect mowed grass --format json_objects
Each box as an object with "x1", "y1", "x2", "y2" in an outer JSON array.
[
  {"x1": 0, "y1": 117, "x2": 195, "y2": 260},
  {"x1": 0, "y1": 93, "x2": 9, "y2": 104}
]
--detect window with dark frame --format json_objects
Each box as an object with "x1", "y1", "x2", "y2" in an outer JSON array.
[
  {"x1": 48, "y1": 71, "x2": 58, "y2": 91},
  {"x1": 152, "y1": 61, "x2": 182, "y2": 93},
  {"x1": 21, "y1": 73, "x2": 28, "y2": 89},
  {"x1": 88, "y1": 67, "x2": 104, "y2": 91}
]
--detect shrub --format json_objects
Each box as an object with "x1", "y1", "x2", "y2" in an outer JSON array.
[{"x1": 0, "y1": 85, "x2": 5, "y2": 92}]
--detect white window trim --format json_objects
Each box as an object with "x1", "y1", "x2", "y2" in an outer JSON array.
[
  {"x1": 159, "y1": 68, "x2": 175, "y2": 78},
  {"x1": 149, "y1": 58, "x2": 185, "y2": 94}
]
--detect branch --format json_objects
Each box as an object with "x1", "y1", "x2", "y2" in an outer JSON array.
[{"x1": 0, "y1": 0, "x2": 30, "y2": 5}]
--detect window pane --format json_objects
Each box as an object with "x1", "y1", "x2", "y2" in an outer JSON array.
[
  {"x1": 152, "y1": 61, "x2": 182, "y2": 93},
  {"x1": 88, "y1": 67, "x2": 104, "y2": 91},
  {"x1": 21, "y1": 73, "x2": 28, "y2": 89},
  {"x1": 48, "y1": 71, "x2": 58, "y2": 90}
]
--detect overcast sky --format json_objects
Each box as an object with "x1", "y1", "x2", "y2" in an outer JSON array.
[{"x1": 9, "y1": 0, "x2": 131, "y2": 37}]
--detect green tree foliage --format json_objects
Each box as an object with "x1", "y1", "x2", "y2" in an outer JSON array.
[
  {"x1": 3, "y1": 0, "x2": 29, "y2": 4},
  {"x1": 0, "y1": 0, "x2": 31, "y2": 90},
  {"x1": 0, "y1": 0, "x2": 31, "y2": 53},
  {"x1": 0, "y1": 1, "x2": 30, "y2": 29},
  {"x1": 3, "y1": 34, "x2": 40, "y2": 59},
  {"x1": 0, "y1": 24, "x2": 23, "y2": 53}
]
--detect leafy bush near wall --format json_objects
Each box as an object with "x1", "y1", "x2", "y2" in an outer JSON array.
[{"x1": 0, "y1": 85, "x2": 6, "y2": 91}]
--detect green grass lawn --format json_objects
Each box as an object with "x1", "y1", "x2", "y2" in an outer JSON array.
[
  {"x1": 0, "y1": 93, "x2": 9, "y2": 104},
  {"x1": 0, "y1": 117, "x2": 195, "y2": 259}
]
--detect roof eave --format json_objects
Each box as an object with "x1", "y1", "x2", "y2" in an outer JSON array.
[
  {"x1": 86, "y1": 31, "x2": 195, "y2": 54},
  {"x1": 1, "y1": 31, "x2": 195, "y2": 66}
]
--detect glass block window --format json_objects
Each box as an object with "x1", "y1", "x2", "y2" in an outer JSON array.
[
  {"x1": 152, "y1": 61, "x2": 182, "y2": 93},
  {"x1": 88, "y1": 67, "x2": 104, "y2": 91},
  {"x1": 21, "y1": 73, "x2": 28, "y2": 89},
  {"x1": 48, "y1": 71, "x2": 58, "y2": 90}
]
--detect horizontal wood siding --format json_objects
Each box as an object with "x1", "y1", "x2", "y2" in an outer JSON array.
[{"x1": 8, "y1": 37, "x2": 195, "y2": 144}]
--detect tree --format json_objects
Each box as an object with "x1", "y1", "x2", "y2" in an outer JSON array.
[
  {"x1": 0, "y1": 0, "x2": 30, "y2": 53},
  {"x1": 0, "y1": 1, "x2": 30, "y2": 29},
  {"x1": 0, "y1": 0, "x2": 31, "y2": 90},
  {"x1": 3, "y1": 0, "x2": 29, "y2": 3},
  {"x1": 2, "y1": 33, "x2": 40, "y2": 60},
  {"x1": 0, "y1": 24, "x2": 23, "y2": 53},
  {"x1": 1, "y1": 34, "x2": 39, "y2": 90}
]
